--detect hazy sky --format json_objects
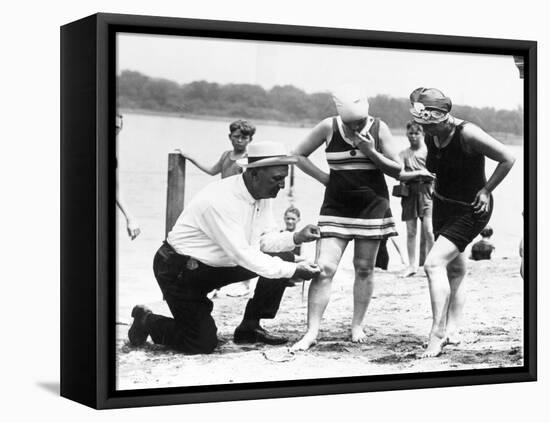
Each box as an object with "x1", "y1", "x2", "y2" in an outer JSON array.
[{"x1": 117, "y1": 33, "x2": 523, "y2": 110}]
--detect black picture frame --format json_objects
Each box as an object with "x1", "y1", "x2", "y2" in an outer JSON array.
[{"x1": 60, "y1": 12, "x2": 537, "y2": 409}]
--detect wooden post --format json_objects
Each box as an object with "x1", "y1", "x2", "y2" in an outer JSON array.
[
  {"x1": 287, "y1": 164, "x2": 295, "y2": 205},
  {"x1": 165, "y1": 153, "x2": 186, "y2": 237}
]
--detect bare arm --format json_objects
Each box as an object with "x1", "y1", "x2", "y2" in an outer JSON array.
[
  {"x1": 291, "y1": 118, "x2": 332, "y2": 185},
  {"x1": 398, "y1": 168, "x2": 434, "y2": 182},
  {"x1": 116, "y1": 180, "x2": 141, "y2": 240},
  {"x1": 463, "y1": 123, "x2": 516, "y2": 213},
  {"x1": 176, "y1": 149, "x2": 224, "y2": 176},
  {"x1": 354, "y1": 121, "x2": 403, "y2": 178}
]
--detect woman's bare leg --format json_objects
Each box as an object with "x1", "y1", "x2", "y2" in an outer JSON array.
[
  {"x1": 351, "y1": 239, "x2": 380, "y2": 342},
  {"x1": 291, "y1": 237, "x2": 348, "y2": 351},
  {"x1": 445, "y1": 253, "x2": 467, "y2": 344},
  {"x1": 422, "y1": 236, "x2": 460, "y2": 357}
]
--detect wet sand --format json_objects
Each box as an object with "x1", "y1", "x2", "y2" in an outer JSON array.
[{"x1": 116, "y1": 256, "x2": 523, "y2": 390}]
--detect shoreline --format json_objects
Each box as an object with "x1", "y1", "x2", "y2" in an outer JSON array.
[
  {"x1": 119, "y1": 108, "x2": 317, "y2": 129},
  {"x1": 118, "y1": 108, "x2": 523, "y2": 143}
]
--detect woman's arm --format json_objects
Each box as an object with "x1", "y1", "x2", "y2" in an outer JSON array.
[
  {"x1": 463, "y1": 123, "x2": 516, "y2": 214},
  {"x1": 398, "y1": 168, "x2": 435, "y2": 182},
  {"x1": 175, "y1": 149, "x2": 224, "y2": 176},
  {"x1": 294, "y1": 156, "x2": 330, "y2": 185},
  {"x1": 291, "y1": 118, "x2": 332, "y2": 185},
  {"x1": 354, "y1": 121, "x2": 403, "y2": 178}
]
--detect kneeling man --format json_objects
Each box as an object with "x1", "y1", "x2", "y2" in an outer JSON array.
[{"x1": 129, "y1": 141, "x2": 321, "y2": 354}]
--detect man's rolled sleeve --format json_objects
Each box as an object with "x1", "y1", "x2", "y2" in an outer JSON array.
[{"x1": 260, "y1": 230, "x2": 297, "y2": 253}]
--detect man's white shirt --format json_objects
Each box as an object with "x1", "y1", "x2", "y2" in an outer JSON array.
[{"x1": 167, "y1": 174, "x2": 298, "y2": 279}]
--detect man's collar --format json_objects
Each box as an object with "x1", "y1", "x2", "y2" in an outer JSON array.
[{"x1": 237, "y1": 174, "x2": 257, "y2": 204}]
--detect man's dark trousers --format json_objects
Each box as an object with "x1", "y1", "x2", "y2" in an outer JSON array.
[{"x1": 145, "y1": 242, "x2": 292, "y2": 354}]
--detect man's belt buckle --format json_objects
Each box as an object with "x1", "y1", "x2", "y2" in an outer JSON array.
[{"x1": 186, "y1": 257, "x2": 199, "y2": 270}]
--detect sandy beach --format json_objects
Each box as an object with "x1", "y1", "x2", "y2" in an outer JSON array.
[{"x1": 116, "y1": 256, "x2": 523, "y2": 390}]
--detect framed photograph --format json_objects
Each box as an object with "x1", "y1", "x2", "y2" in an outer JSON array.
[{"x1": 61, "y1": 13, "x2": 536, "y2": 409}]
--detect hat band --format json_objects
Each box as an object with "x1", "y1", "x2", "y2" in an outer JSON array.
[{"x1": 248, "y1": 155, "x2": 286, "y2": 163}]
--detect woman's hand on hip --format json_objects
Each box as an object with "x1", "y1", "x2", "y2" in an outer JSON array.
[{"x1": 472, "y1": 187, "x2": 491, "y2": 215}]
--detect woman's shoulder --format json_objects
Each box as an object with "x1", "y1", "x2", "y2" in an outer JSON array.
[
  {"x1": 316, "y1": 117, "x2": 337, "y2": 140},
  {"x1": 457, "y1": 120, "x2": 488, "y2": 143},
  {"x1": 320, "y1": 116, "x2": 336, "y2": 130}
]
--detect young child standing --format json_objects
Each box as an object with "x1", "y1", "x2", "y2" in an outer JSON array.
[
  {"x1": 398, "y1": 121, "x2": 435, "y2": 276},
  {"x1": 176, "y1": 119, "x2": 256, "y2": 298},
  {"x1": 176, "y1": 119, "x2": 256, "y2": 178}
]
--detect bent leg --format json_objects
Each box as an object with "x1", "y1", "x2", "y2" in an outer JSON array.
[
  {"x1": 292, "y1": 237, "x2": 348, "y2": 351},
  {"x1": 351, "y1": 239, "x2": 380, "y2": 342},
  {"x1": 422, "y1": 236, "x2": 460, "y2": 357},
  {"x1": 241, "y1": 251, "x2": 294, "y2": 322},
  {"x1": 147, "y1": 296, "x2": 218, "y2": 354},
  {"x1": 445, "y1": 253, "x2": 467, "y2": 344}
]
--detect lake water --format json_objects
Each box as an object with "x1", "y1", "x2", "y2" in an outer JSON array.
[{"x1": 116, "y1": 113, "x2": 524, "y2": 317}]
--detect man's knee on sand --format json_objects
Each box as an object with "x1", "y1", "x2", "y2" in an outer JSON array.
[{"x1": 170, "y1": 324, "x2": 219, "y2": 355}]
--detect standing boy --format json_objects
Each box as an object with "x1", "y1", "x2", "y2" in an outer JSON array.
[{"x1": 398, "y1": 121, "x2": 435, "y2": 277}]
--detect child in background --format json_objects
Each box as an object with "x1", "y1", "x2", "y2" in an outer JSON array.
[
  {"x1": 470, "y1": 226, "x2": 495, "y2": 261},
  {"x1": 398, "y1": 121, "x2": 435, "y2": 276},
  {"x1": 176, "y1": 119, "x2": 256, "y2": 178},
  {"x1": 283, "y1": 206, "x2": 305, "y2": 287},
  {"x1": 283, "y1": 206, "x2": 304, "y2": 259},
  {"x1": 177, "y1": 119, "x2": 256, "y2": 298}
]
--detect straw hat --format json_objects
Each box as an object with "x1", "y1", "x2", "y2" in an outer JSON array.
[{"x1": 236, "y1": 141, "x2": 298, "y2": 169}]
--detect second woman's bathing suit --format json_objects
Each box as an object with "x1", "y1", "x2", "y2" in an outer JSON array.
[{"x1": 425, "y1": 122, "x2": 492, "y2": 252}]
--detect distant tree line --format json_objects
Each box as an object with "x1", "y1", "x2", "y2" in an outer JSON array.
[{"x1": 118, "y1": 70, "x2": 523, "y2": 135}]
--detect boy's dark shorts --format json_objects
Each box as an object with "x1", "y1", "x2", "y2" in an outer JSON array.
[{"x1": 432, "y1": 195, "x2": 493, "y2": 253}]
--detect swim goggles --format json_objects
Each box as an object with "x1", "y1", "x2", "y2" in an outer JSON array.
[{"x1": 410, "y1": 102, "x2": 449, "y2": 124}]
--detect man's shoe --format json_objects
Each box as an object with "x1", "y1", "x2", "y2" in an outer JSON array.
[
  {"x1": 128, "y1": 305, "x2": 152, "y2": 346},
  {"x1": 234, "y1": 326, "x2": 288, "y2": 345}
]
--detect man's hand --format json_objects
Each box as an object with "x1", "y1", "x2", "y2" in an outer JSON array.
[
  {"x1": 292, "y1": 261, "x2": 321, "y2": 280},
  {"x1": 293, "y1": 224, "x2": 321, "y2": 244}
]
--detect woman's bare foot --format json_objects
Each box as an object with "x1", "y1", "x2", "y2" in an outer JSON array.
[
  {"x1": 400, "y1": 266, "x2": 417, "y2": 278},
  {"x1": 420, "y1": 335, "x2": 446, "y2": 358},
  {"x1": 291, "y1": 332, "x2": 318, "y2": 351},
  {"x1": 351, "y1": 326, "x2": 368, "y2": 343},
  {"x1": 444, "y1": 331, "x2": 462, "y2": 346}
]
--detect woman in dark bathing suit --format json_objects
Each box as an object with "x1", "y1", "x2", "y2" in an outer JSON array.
[{"x1": 409, "y1": 88, "x2": 516, "y2": 357}]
